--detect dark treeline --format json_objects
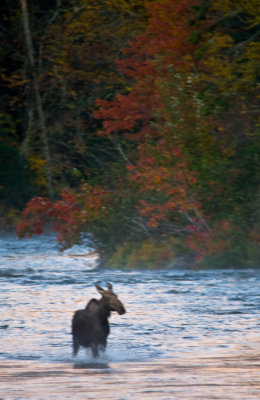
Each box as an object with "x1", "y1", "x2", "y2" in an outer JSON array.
[{"x1": 1, "y1": 0, "x2": 259, "y2": 268}]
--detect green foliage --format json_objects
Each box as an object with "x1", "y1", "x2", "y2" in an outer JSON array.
[
  {"x1": 195, "y1": 240, "x2": 260, "y2": 269},
  {"x1": 0, "y1": 142, "x2": 36, "y2": 210},
  {"x1": 0, "y1": 112, "x2": 17, "y2": 139},
  {"x1": 0, "y1": 205, "x2": 21, "y2": 232},
  {"x1": 247, "y1": 242, "x2": 260, "y2": 268},
  {"x1": 0, "y1": 112, "x2": 37, "y2": 216},
  {"x1": 107, "y1": 237, "x2": 187, "y2": 269}
]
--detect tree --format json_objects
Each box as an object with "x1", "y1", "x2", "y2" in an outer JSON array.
[
  {"x1": 20, "y1": 0, "x2": 54, "y2": 199},
  {"x1": 1, "y1": 0, "x2": 147, "y2": 195},
  {"x1": 17, "y1": 0, "x2": 260, "y2": 267},
  {"x1": 23, "y1": 0, "x2": 148, "y2": 190}
]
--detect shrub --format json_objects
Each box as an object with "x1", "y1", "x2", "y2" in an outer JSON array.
[{"x1": 107, "y1": 237, "x2": 186, "y2": 269}]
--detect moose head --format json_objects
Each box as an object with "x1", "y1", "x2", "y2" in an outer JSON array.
[{"x1": 95, "y1": 282, "x2": 126, "y2": 315}]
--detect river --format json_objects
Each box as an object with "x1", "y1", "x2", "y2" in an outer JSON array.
[{"x1": 0, "y1": 234, "x2": 259, "y2": 399}]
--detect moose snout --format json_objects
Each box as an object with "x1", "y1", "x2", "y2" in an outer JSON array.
[{"x1": 118, "y1": 305, "x2": 126, "y2": 315}]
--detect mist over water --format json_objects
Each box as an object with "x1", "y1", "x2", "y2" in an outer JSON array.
[{"x1": 0, "y1": 234, "x2": 260, "y2": 399}]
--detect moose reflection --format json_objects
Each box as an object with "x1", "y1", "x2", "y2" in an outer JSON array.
[{"x1": 72, "y1": 283, "x2": 126, "y2": 358}]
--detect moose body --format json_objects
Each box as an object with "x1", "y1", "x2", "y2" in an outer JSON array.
[{"x1": 72, "y1": 283, "x2": 126, "y2": 358}]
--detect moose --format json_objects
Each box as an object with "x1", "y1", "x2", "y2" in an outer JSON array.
[{"x1": 72, "y1": 283, "x2": 126, "y2": 358}]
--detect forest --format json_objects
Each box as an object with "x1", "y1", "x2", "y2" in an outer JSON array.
[{"x1": 0, "y1": 0, "x2": 259, "y2": 268}]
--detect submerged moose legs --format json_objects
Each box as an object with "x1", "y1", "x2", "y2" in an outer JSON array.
[
  {"x1": 72, "y1": 338, "x2": 80, "y2": 357},
  {"x1": 72, "y1": 283, "x2": 126, "y2": 358},
  {"x1": 73, "y1": 338, "x2": 106, "y2": 358}
]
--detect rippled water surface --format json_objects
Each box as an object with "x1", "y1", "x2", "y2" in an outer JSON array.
[{"x1": 0, "y1": 234, "x2": 259, "y2": 399}]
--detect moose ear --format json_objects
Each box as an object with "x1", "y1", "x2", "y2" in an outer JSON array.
[
  {"x1": 106, "y1": 282, "x2": 113, "y2": 290},
  {"x1": 95, "y1": 283, "x2": 105, "y2": 294}
]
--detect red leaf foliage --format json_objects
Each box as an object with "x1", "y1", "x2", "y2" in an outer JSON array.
[
  {"x1": 17, "y1": 185, "x2": 112, "y2": 249},
  {"x1": 94, "y1": 0, "x2": 200, "y2": 142}
]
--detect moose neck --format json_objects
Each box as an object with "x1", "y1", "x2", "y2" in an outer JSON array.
[{"x1": 98, "y1": 297, "x2": 111, "y2": 319}]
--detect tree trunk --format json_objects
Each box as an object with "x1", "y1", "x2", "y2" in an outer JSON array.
[{"x1": 20, "y1": 0, "x2": 54, "y2": 200}]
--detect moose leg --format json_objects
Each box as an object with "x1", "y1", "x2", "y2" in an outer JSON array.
[
  {"x1": 99, "y1": 339, "x2": 107, "y2": 354},
  {"x1": 72, "y1": 338, "x2": 79, "y2": 357},
  {"x1": 91, "y1": 343, "x2": 99, "y2": 358}
]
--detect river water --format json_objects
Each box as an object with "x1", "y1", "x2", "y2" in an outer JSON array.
[{"x1": 0, "y1": 234, "x2": 259, "y2": 399}]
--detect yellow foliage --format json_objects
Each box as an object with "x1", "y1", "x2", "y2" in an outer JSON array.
[
  {"x1": 28, "y1": 157, "x2": 47, "y2": 187},
  {"x1": 43, "y1": 0, "x2": 148, "y2": 102},
  {"x1": 213, "y1": 0, "x2": 260, "y2": 27},
  {"x1": 107, "y1": 237, "x2": 185, "y2": 269},
  {"x1": 201, "y1": 1, "x2": 260, "y2": 95},
  {"x1": 202, "y1": 34, "x2": 234, "y2": 91}
]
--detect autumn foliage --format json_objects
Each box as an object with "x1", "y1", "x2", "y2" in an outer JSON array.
[
  {"x1": 13, "y1": 0, "x2": 260, "y2": 267},
  {"x1": 17, "y1": 185, "x2": 112, "y2": 250}
]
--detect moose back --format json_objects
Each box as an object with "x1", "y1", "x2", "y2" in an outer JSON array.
[{"x1": 72, "y1": 283, "x2": 126, "y2": 358}]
